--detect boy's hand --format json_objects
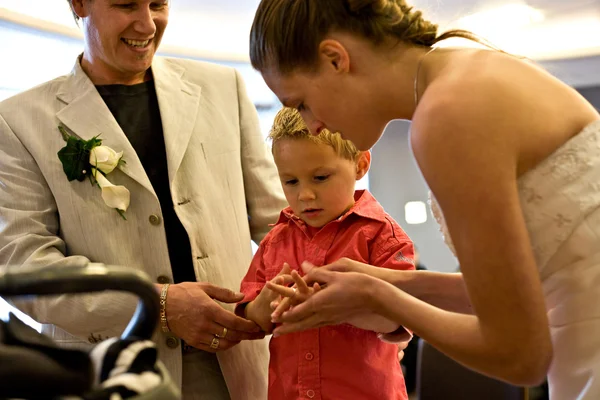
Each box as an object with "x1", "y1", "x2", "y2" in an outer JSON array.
[
  {"x1": 267, "y1": 270, "x2": 322, "y2": 321},
  {"x1": 245, "y1": 263, "x2": 294, "y2": 332},
  {"x1": 260, "y1": 263, "x2": 293, "y2": 304}
]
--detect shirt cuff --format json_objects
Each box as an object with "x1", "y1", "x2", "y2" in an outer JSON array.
[{"x1": 234, "y1": 283, "x2": 263, "y2": 317}]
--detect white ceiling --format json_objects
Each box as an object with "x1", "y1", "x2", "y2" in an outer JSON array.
[
  {"x1": 1, "y1": 0, "x2": 599, "y2": 59},
  {"x1": 1, "y1": 0, "x2": 600, "y2": 87},
  {"x1": 172, "y1": 0, "x2": 263, "y2": 15}
]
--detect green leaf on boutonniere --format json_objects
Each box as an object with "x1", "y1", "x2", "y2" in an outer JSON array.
[
  {"x1": 57, "y1": 125, "x2": 130, "y2": 219},
  {"x1": 57, "y1": 127, "x2": 102, "y2": 181},
  {"x1": 58, "y1": 125, "x2": 70, "y2": 142}
]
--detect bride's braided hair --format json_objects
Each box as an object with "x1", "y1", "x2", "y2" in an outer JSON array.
[{"x1": 250, "y1": 0, "x2": 495, "y2": 73}]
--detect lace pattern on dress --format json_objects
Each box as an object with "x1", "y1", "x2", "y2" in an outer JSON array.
[{"x1": 429, "y1": 119, "x2": 600, "y2": 274}]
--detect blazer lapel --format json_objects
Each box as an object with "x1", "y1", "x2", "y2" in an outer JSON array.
[
  {"x1": 55, "y1": 59, "x2": 156, "y2": 196},
  {"x1": 151, "y1": 57, "x2": 202, "y2": 186}
]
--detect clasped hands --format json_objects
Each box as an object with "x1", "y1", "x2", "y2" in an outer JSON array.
[
  {"x1": 262, "y1": 261, "x2": 402, "y2": 336},
  {"x1": 265, "y1": 263, "x2": 323, "y2": 329},
  {"x1": 261, "y1": 260, "x2": 411, "y2": 360}
]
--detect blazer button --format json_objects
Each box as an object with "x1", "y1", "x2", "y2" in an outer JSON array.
[
  {"x1": 166, "y1": 336, "x2": 179, "y2": 349},
  {"x1": 149, "y1": 214, "x2": 162, "y2": 225},
  {"x1": 157, "y1": 275, "x2": 171, "y2": 284}
]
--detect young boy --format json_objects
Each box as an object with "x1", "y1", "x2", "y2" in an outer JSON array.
[{"x1": 236, "y1": 107, "x2": 414, "y2": 400}]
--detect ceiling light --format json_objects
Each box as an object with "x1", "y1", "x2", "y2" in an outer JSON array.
[
  {"x1": 457, "y1": 3, "x2": 544, "y2": 32},
  {"x1": 405, "y1": 201, "x2": 427, "y2": 225}
]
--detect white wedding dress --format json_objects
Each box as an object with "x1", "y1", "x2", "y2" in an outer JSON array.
[{"x1": 429, "y1": 119, "x2": 600, "y2": 399}]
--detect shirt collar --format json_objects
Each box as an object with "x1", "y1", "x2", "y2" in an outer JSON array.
[{"x1": 274, "y1": 190, "x2": 387, "y2": 226}]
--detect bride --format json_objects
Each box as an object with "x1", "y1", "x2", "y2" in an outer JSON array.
[{"x1": 248, "y1": 0, "x2": 600, "y2": 398}]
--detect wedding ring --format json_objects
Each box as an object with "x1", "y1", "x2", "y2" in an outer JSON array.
[
  {"x1": 210, "y1": 336, "x2": 220, "y2": 350},
  {"x1": 216, "y1": 327, "x2": 227, "y2": 339}
]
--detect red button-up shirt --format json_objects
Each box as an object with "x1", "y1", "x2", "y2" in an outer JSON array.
[{"x1": 238, "y1": 190, "x2": 414, "y2": 400}]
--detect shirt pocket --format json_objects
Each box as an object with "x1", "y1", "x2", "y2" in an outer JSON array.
[
  {"x1": 262, "y1": 236, "x2": 298, "y2": 282},
  {"x1": 264, "y1": 262, "x2": 284, "y2": 282}
]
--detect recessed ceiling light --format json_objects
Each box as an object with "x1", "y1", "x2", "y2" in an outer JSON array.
[{"x1": 405, "y1": 201, "x2": 427, "y2": 225}]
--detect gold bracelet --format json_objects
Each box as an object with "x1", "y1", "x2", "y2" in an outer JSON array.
[{"x1": 160, "y1": 283, "x2": 170, "y2": 333}]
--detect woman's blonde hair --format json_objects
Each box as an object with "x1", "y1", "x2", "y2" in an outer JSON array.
[
  {"x1": 250, "y1": 0, "x2": 494, "y2": 74},
  {"x1": 269, "y1": 107, "x2": 361, "y2": 162}
]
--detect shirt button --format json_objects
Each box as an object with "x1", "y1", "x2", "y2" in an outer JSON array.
[
  {"x1": 306, "y1": 390, "x2": 315, "y2": 398},
  {"x1": 149, "y1": 214, "x2": 162, "y2": 225},
  {"x1": 165, "y1": 336, "x2": 179, "y2": 349},
  {"x1": 305, "y1": 352, "x2": 314, "y2": 361},
  {"x1": 157, "y1": 275, "x2": 171, "y2": 284}
]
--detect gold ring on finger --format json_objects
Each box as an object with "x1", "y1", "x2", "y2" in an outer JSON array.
[
  {"x1": 216, "y1": 327, "x2": 227, "y2": 339},
  {"x1": 210, "y1": 336, "x2": 220, "y2": 350}
]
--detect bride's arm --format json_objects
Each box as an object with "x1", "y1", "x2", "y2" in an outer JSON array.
[
  {"x1": 403, "y1": 79, "x2": 551, "y2": 385},
  {"x1": 313, "y1": 261, "x2": 472, "y2": 314},
  {"x1": 392, "y1": 270, "x2": 473, "y2": 314}
]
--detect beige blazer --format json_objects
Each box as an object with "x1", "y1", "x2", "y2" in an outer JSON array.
[{"x1": 0, "y1": 56, "x2": 286, "y2": 399}]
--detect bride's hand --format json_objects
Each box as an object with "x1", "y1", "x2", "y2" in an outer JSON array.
[
  {"x1": 267, "y1": 269, "x2": 322, "y2": 321},
  {"x1": 271, "y1": 267, "x2": 398, "y2": 336},
  {"x1": 304, "y1": 260, "x2": 401, "y2": 333},
  {"x1": 302, "y1": 258, "x2": 401, "y2": 285}
]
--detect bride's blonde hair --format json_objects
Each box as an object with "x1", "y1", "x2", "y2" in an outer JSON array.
[{"x1": 250, "y1": 0, "x2": 496, "y2": 74}]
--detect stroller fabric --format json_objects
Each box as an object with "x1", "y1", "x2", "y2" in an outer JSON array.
[
  {"x1": 0, "y1": 313, "x2": 92, "y2": 398},
  {"x1": 0, "y1": 313, "x2": 174, "y2": 400}
]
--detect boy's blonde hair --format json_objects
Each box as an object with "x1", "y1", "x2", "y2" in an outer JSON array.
[{"x1": 269, "y1": 107, "x2": 361, "y2": 162}]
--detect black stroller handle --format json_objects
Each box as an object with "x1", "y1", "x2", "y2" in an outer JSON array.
[{"x1": 0, "y1": 263, "x2": 159, "y2": 340}]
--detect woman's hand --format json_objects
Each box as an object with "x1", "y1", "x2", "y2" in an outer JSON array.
[
  {"x1": 309, "y1": 259, "x2": 474, "y2": 315},
  {"x1": 267, "y1": 269, "x2": 322, "y2": 321},
  {"x1": 269, "y1": 266, "x2": 398, "y2": 336},
  {"x1": 397, "y1": 339, "x2": 410, "y2": 362},
  {"x1": 269, "y1": 262, "x2": 401, "y2": 334},
  {"x1": 302, "y1": 258, "x2": 398, "y2": 283}
]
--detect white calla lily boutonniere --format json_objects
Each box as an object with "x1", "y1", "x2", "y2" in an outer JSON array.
[
  {"x1": 57, "y1": 125, "x2": 130, "y2": 219},
  {"x1": 90, "y1": 145, "x2": 123, "y2": 174}
]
